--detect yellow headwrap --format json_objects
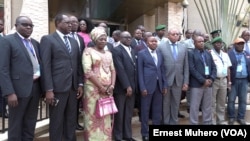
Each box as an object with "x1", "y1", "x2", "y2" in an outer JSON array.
[{"x1": 90, "y1": 27, "x2": 107, "y2": 43}]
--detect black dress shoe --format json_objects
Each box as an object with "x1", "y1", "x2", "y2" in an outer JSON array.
[
  {"x1": 142, "y1": 136, "x2": 149, "y2": 141},
  {"x1": 76, "y1": 124, "x2": 84, "y2": 130},
  {"x1": 178, "y1": 112, "x2": 185, "y2": 118},
  {"x1": 123, "y1": 138, "x2": 137, "y2": 141}
]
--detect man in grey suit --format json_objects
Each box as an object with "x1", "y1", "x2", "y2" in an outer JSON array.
[
  {"x1": 112, "y1": 31, "x2": 137, "y2": 141},
  {"x1": 158, "y1": 28, "x2": 189, "y2": 125},
  {"x1": 0, "y1": 16, "x2": 42, "y2": 141},
  {"x1": 40, "y1": 13, "x2": 83, "y2": 141}
]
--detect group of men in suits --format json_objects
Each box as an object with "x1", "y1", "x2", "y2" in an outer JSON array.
[{"x1": 0, "y1": 14, "x2": 84, "y2": 141}]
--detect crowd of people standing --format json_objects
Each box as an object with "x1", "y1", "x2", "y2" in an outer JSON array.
[{"x1": 0, "y1": 13, "x2": 250, "y2": 141}]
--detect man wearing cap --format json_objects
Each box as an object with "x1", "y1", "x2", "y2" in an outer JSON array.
[
  {"x1": 155, "y1": 24, "x2": 168, "y2": 46},
  {"x1": 227, "y1": 38, "x2": 250, "y2": 125},
  {"x1": 210, "y1": 37, "x2": 232, "y2": 125},
  {"x1": 205, "y1": 29, "x2": 227, "y2": 51}
]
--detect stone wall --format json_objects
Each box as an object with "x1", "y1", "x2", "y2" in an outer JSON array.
[{"x1": 5, "y1": 0, "x2": 48, "y2": 41}]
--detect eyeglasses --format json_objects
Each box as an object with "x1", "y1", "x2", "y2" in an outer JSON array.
[{"x1": 20, "y1": 23, "x2": 34, "y2": 28}]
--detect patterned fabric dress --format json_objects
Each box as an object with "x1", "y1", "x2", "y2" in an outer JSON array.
[{"x1": 82, "y1": 47, "x2": 115, "y2": 141}]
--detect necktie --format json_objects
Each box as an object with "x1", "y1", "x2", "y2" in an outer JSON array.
[
  {"x1": 71, "y1": 32, "x2": 76, "y2": 40},
  {"x1": 24, "y1": 39, "x2": 35, "y2": 57},
  {"x1": 200, "y1": 51, "x2": 207, "y2": 65},
  {"x1": 64, "y1": 36, "x2": 71, "y2": 53},
  {"x1": 23, "y1": 39, "x2": 40, "y2": 78},
  {"x1": 172, "y1": 44, "x2": 178, "y2": 60}
]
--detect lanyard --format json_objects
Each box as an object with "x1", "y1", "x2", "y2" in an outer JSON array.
[
  {"x1": 214, "y1": 50, "x2": 224, "y2": 65},
  {"x1": 200, "y1": 51, "x2": 207, "y2": 66},
  {"x1": 236, "y1": 54, "x2": 242, "y2": 64}
]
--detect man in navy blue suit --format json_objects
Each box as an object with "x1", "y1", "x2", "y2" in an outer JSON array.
[
  {"x1": 137, "y1": 36, "x2": 167, "y2": 141},
  {"x1": 188, "y1": 35, "x2": 216, "y2": 125}
]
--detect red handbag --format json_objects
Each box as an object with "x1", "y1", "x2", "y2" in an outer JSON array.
[{"x1": 95, "y1": 96, "x2": 118, "y2": 118}]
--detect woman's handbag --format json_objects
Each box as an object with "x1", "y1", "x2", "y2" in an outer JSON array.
[{"x1": 95, "y1": 96, "x2": 118, "y2": 118}]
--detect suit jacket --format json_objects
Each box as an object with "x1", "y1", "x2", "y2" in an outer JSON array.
[
  {"x1": 228, "y1": 48, "x2": 250, "y2": 84},
  {"x1": 158, "y1": 41, "x2": 189, "y2": 87},
  {"x1": 130, "y1": 38, "x2": 142, "y2": 50},
  {"x1": 40, "y1": 32, "x2": 83, "y2": 92},
  {"x1": 134, "y1": 40, "x2": 147, "y2": 56},
  {"x1": 137, "y1": 48, "x2": 167, "y2": 94},
  {"x1": 188, "y1": 48, "x2": 217, "y2": 87},
  {"x1": 0, "y1": 33, "x2": 41, "y2": 97},
  {"x1": 76, "y1": 34, "x2": 85, "y2": 55},
  {"x1": 112, "y1": 44, "x2": 137, "y2": 94}
]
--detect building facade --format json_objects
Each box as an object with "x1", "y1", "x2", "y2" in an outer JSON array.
[{"x1": 2, "y1": 0, "x2": 185, "y2": 41}]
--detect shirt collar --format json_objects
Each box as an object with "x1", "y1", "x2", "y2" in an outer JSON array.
[{"x1": 17, "y1": 32, "x2": 31, "y2": 40}]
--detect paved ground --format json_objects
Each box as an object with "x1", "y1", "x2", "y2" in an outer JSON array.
[{"x1": 75, "y1": 102, "x2": 191, "y2": 141}]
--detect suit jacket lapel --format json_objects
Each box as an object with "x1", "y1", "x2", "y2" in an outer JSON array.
[
  {"x1": 120, "y1": 46, "x2": 135, "y2": 66},
  {"x1": 146, "y1": 49, "x2": 157, "y2": 67},
  {"x1": 53, "y1": 32, "x2": 71, "y2": 55},
  {"x1": 166, "y1": 42, "x2": 175, "y2": 60},
  {"x1": 156, "y1": 50, "x2": 161, "y2": 67},
  {"x1": 30, "y1": 39, "x2": 41, "y2": 63},
  {"x1": 194, "y1": 49, "x2": 203, "y2": 64},
  {"x1": 14, "y1": 33, "x2": 32, "y2": 64}
]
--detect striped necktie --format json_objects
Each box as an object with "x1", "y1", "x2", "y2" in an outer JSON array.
[
  {"x1": 24, "y1": 39, "x2": 35, "y2": 57},
  {"x1": 64, "y1": 36, "x2": 71, "y2": 53}
]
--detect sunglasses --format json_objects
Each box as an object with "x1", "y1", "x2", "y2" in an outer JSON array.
[{"x1": 19, "y1": 23, "x2": 34, "y2": 28}]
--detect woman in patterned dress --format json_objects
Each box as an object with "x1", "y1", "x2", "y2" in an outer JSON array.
[{"x1": 82, "y1": 27, "x2": 116, "y2": 141}]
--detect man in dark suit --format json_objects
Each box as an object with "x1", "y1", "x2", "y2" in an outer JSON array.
[
  {"x1": 188, "y1": 35, "x2": 216, "y2": 125},
  {"x1": 0, "y1": 16, "x2": 42, "y2": 141},
  {"x1": 112, "y1": 31, "x2": 137, "y2": 141},
  {"x1": 0, "y1": 18, "x2": 8, "y2": 118},
  {"x1": 40, "y1": 13, "x2": 83, "y2": 141},
  {"x1": 137, "y1": 36, "x2": 167, "y2": 141},
  {"x1": 130, "y1": 28, "x2": 143, "y2": 50},
  {"x1": 69, "y1": 15, "x2": 85, "y2": 131}
]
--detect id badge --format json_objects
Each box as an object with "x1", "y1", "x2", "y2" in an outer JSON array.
[
  {"x1": 34, "y1": 65, "x2": 41, "y2": 77},
  {"x1": 237, "y1": 65, "x2": 242, "y2": 72},
  {"x1": 205, "y1": 66, "x2": 209, "y2": 75}
]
